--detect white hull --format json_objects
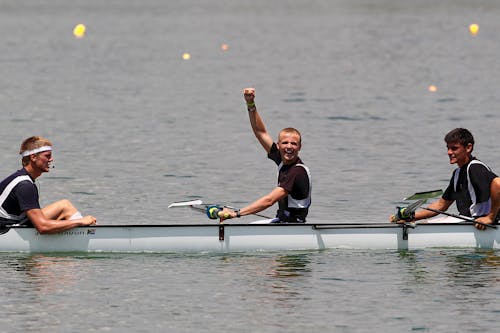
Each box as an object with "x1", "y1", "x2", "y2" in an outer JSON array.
[{"x1": 0, "y1": 222, "x2": 499, "y2": 253}]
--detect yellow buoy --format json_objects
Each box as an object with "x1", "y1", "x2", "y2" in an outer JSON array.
[
  {"x1": 469, "y1": 23, "x2": 479, "y2": 36},
  {"x1": 428, "y1": 85, "x2": 437, "y2": 92},
  {"x1": 73, "y1": 24, "x2": 86, "y2": 38},
  {"x1": 182, "y1": 53, "x2": 191, "y2": 60}
]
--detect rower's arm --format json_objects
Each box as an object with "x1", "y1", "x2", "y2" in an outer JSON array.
[
  {"x1": 488, "y1": 177, "x2": 500, "y2": 220},
  {"x1": 476, "y1": 177, "x2": 500, "y2": 224},
  {"x1": 414, "y1": 198, "x2": 453, "y2": 221},
  {"x1": 244, "y1": 88, "x2": 274, "y2": 153},
  {"x1": 26, "y1": 208, "x2": 96, "y2": 234},
  {"x1": 239, "y1": 187, "x2": 287, "y2": 217},
  {"x1": 218, "y1": 187, "x2": 287, "y2": 221}
]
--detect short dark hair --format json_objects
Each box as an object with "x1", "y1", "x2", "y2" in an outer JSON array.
[{"x1": 444, "y1": 128, "x2": 474, "y2": 147}]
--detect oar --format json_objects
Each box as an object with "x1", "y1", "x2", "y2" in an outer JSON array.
[
  {"x1": 391, "y1": 199, "x2": 426, "y2": 222},
  {"x1": 420, "y1": 206, "x2": 497, "y2": 229},
  {"x1": 391, "y1": 190, "x2": 443, "y2": 222},
  {"x1": 403, "y1": 189, "x2": 443, "y2": 201},
  {"x1": 391, "y1": 189, "x2": 442, "y2": 221},
  {"x1": 405, "y1": 199, "x2": 426, "y2": 213},
  {"x1": 401, "y1": 190, "x2": 497, "y2": 229},
  {"x1": 168, "y1": 200, "x2": 272, "y2": 219},
  {"x1": 205, "y1": 204, "x2": 272, "y2": 219},
  {"x1": 168, "y1": 199, "x2": 203, "y2": 208}
]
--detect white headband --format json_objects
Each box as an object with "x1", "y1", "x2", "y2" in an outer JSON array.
[{"x1": 20, "y1": 146, "x2": 52, "y2": 157}]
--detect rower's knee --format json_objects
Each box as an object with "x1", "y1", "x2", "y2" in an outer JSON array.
[
  {"x1": 59, "y1": 199, "x2": 75, "y2": 210},
  {"x1": 55, "y1": 199, "x2": 77, "y2": 217}
]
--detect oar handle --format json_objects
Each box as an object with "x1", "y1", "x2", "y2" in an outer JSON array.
[{"x1": 422, "y1": 207, "x2": 497, "y2": 229}]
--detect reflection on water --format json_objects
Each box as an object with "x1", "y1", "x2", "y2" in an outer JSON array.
[
  {"x1": 215, "y1": 252, "x2": 315, "y2": 311},
  {"x1": 269, "y1": 253, "x2": 312, "y2": 278},
  {"x1": 398, "y1": 249, "x2": 500, "y2": 289},
  {"x1": 398, "y1": 250, "x2": 430, "y2": 284},
  {"x1": 266, "y1": 253, "x2": 313, "y2": 309},
  {"x1": 1, "y1": 254, "x2": 92, "y2": 296},
  {"x1": 0, "y1": 250, "x2": 499, "y2": 332},
  {"x1": 445, "y1": 250, "x2": 500, "y2": 287}
]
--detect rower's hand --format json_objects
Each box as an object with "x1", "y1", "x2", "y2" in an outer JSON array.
[
  {"x1": 389, "y1": 207, "x2": 415, "y2": 223},
  {"x1": 243, "y1": 87, "x2": 255, "y2": 104},
  {"x1": 389, "y1": 215, "x2": 408, "y2": 224},
  {"x1": 82, "y1": 215, "x2": 97, "y2": 226},
  {"x1": 206, "y1": 206, "x2": 236, "y2": 222},
  {"x1": 474, "y1": 216, "x2": 493, "y2": 230},
  {"x1": 218, "y1": 208, "x2": 237, "y2": 222}
]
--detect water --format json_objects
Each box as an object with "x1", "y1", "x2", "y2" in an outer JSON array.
[
  {"x1": 1, "y1": 250, "x2": 500, "y2": 332},
  {"x1": 1, "y1": 0, "x2": 500, "y2": 331}
]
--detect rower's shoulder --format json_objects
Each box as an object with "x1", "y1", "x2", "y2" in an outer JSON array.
[{"x1": 468, "y1": 160, "x2": 494, "y2": 173}]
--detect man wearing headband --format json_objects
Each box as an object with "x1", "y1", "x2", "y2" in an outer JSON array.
[{"x1": 0, "y1": 136, "x2": 96, "y2": 233}]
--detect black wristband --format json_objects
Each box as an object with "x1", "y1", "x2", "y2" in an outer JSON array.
[{"x1": 236, "y1": 210, "x2": 241, "y2": 218}]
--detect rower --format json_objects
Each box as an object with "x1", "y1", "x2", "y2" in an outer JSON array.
[
  {"x1": 216, "y1": 88, "x2": 311, "y2": 223},
  {"x1": 0, "y1": 136, "x2": 96, "y2": 233},
  {"x1": 391, "y1": 128, "x2": 498, "y2": 230}
]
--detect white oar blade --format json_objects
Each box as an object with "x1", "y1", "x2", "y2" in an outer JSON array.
[{"x1": 168, "y1": 199, "x2": 203, "y2": 208}]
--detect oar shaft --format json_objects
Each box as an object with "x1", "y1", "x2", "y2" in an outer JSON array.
[
  {"x1": 189, "y1": 205, "x2": 205, "y2": 214},
  {"x1": 190, "y1": 205, "x2": 272, "y2": 220},
  {"x1": 169, "y1": 200, "x2": 271, "y2": 219},
  {"x1": 422, "y1": 207, "x2": 497, "y2": 229}
]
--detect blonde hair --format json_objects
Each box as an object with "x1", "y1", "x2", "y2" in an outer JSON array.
[
  {"x1": 278, "y1": 128, "x2": 302, "y2": 145},
  {"x1": 20, "y1": 136, "x2": 52, "y2": 166}
]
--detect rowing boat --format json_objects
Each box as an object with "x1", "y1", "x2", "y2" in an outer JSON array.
[
  {"x1": 1, "y1": 218, "x2": 499, "y2": 253},
  {"x1": 1, "y1": 192, "x2": 497, "y2": 253}
]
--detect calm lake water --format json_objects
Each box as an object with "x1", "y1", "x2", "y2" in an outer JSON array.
[{"x1": 1, "y1": 0, "x2": 500, "y2": 332}]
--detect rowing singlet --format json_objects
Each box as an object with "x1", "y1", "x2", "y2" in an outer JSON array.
[
  {"x1": 268, "y1": 143, "x2": 311, "y2": 223},
  {"x1": 443, "y1": 159, "x2": 497, "y2": 217},
  {"x1": 0, "y1": 169, "x2": 40, "y2": 225}
]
